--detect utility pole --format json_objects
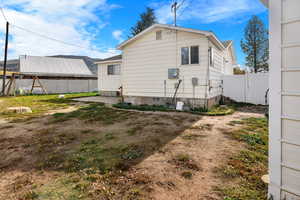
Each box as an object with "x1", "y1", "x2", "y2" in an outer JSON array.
[
  {"x1": 1, "y1": 21, "x2": 9, "y2": 96},
  {"x1": 171, "y1": 1, "x2": 178, "y2": 26}
]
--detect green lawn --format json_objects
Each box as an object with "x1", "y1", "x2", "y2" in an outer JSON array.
[
  {"x1": 218, "y1": 118, "x2": 269, "y2": 200},
  {"x1": 0, "y1": 92, "x2": 98, "y2": 120}
]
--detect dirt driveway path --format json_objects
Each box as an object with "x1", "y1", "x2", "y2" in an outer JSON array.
[{"x1": 132, "y1": 111, "x2": 264, "y2": 200}]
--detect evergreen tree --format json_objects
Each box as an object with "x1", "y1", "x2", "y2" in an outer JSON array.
[
  {"x1": 130, "y1": 7, "x2": 156, "y2": 37},
  {"x1": 241, "y1": 16, "x2": 269, "y2": 73}
]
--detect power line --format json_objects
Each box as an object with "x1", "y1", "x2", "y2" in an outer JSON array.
[
  {"x1": 10, "y1": 23, "x2": 102, "y2": 53},
  {"x1": 177, "y1": 0, "x2": 190, "y2": 18},
  {"x1": 0, "y1": 7, "x2": 8, "y2": 22},
  {"x1": 0, "y1": 6, "x2": 103, "y2": 54}
]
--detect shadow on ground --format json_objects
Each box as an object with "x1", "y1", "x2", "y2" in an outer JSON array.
[{"x1": 0, "y1": 103, "x2": 203, "y2": 199}]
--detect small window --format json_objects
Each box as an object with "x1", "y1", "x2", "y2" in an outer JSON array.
[
  {"x1": 209, "y1": 47, "x2": 214, "y2": 67},
  {"x1": 191, "y1": 46, "x2": 199, "y2": 64},
  {"x1": 181, "y1": 47, "x2": 189, "y2": 65},
  {"x1": 107, "y1": 64, "x2": 121, "y2": 75},
  {"x1": 168, "y1": 68, "x2": 179, "y2": 79},
  {"x1": 156, "y1": 30, "x2": 162, "y2": 40}
]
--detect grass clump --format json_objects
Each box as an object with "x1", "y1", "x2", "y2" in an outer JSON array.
[
  {"x1": 0, "y1": 92, "x2": 98, "y2": 120},
  {"x1": 114, "y1": 103, "x2": 234, "y2": 116},
  {"x1": 53, "y1": 103, "x2": 132, "y2": 125},
  {"x1": 114, "y1": 103, "x2": 171, "y2": 112},
  {"x1": 181, "y1": 171, "x2": 193, "y2": 179},
  {"x1": 191, "y1": 105, "x2": 235, "y2": 116},
  {"x1": 172, "y1": 154, "x2": 201, "y2": 171},
  {"x1": 218, "y1": 117, "x2": 268, "y2": 200}
]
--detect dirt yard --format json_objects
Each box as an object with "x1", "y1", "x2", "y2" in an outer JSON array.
[{"x1": 0, "y1": 96, "x2": 267, "y2": 200}]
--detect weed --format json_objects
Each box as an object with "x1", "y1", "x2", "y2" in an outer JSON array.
[
  {"x1": 23, "y1": 190, "x2": 39, "y2": 200},
  {"x1": 121, "y1": 145, "x2": 144, "y2": 161},
  {"x1": 125, "y1": 188, "x2": 142, "y2": 200},
  {"x1": 175, "y1": 154, "x2": 191, "y2": 162},
  {"x1": 127, "y1": 126, "x2": 143, "y2": 136},
  {"x1": 181, "y1": 134, "x2": 207, "y2": 140},
  {"x1": 181, "y1": 171, "x2": 193, "y2": 179},
  {"x1": 189, "y1": 124, "x2": 213, "y2": 131},
  {"x1": 219, "y1": 117, "x2": 268, "y2": 199},
  {"x1": 104, "y1": 133, "x2": 116, "y2": 140},
  {"x1": 173, "y1": 154, "x2": 201, "y2": 171},
  {"x1": 81, "y1": 129, "x2": 96, "y2": 135}
]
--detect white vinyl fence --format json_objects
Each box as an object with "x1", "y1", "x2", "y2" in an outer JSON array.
[
  {"x1": 0, "y1": 79, "x2": 98, "y2": 94},
  {"x1": 223, "y1": 73, "x2": 269, "y2": 105}
]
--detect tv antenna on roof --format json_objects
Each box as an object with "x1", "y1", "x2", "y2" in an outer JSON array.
[{"x1": 171, "y1": 0, "x2": 186, "y2": 26}]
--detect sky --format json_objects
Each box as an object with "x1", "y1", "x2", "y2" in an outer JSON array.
[{"x1": 0, "y1": 0, "x2": 268, "y2": 66}]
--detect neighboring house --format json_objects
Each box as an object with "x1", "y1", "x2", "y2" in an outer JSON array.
[
  {"x1": 96, "y1": 24, "x2": 236, "y2": 108},
  {"x1": 261, "y1": 0, "x2": 300, "y2": 199},
  {"x1": 1, "y1": 55, "x2": 97, "y2": 94}
]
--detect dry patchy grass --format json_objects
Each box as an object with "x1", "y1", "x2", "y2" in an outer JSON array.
[{"x1": 217, "y1": 117, "x2": 268, "y2": 200}]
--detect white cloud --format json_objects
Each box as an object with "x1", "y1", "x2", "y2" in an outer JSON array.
[
  {"x1": 152, "y1": 0, "x2": 266, "y2": 24},
  {"x1": 112, "y1": 30, "x2": 124, "y2": 43},
  {"x1": 0, "y1": 0, "x2": 120, "y2": 59}
]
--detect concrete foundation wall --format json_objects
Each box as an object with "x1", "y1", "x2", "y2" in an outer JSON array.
[{"x1": 123, "y1": 95, "x2": 221, "y2": 108}]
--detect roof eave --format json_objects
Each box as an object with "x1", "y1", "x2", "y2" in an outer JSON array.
[
  {"x1": 95, "y1": 59, "x2": 122, "y2": 65},
  {"x1": 117, "y1": 24, "x2": 213, "y2": 50},
  {"x1": 260, "y1": 0, "x2": 269, "y2": 8}
]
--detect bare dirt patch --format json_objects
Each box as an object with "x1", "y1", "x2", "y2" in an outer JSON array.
[{"x1": 0, "y1": 103, "x2": 264, "y2": 200}]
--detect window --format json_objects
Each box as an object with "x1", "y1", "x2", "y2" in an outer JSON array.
[
  {"x1": 191, "y1": 46, "x2": 199, "y2": 64},
  {"x1": 181, "y1": 47, "x2": 189, "y2": 65},
  {"x1": 168, "y1": 68, "x2": 179, "y2": 79},
  {"x1": 156, "y1": 30, "x2": 162, "y2": 40},
  {"x1": 209, "y1": 47, "x2": 214, "y2": 67},
  {"x1": 107, "y1": 64, "x2": 120, "y2": 75}
]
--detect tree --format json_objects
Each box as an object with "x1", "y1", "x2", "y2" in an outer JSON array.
[
  {"x1": 234, "y1": 67, "x2": 246, "y2": 75},
  {"x1": 130, "y1": 7, "x2": 156, "y2": 37},
  {"x1": 241, "y1": 16, "x2": 269, "y2": 73}
]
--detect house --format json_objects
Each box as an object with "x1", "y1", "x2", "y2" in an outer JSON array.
[
  {"x1": 1, "y1": 55, "x2": 97, "y2": 94},
  {"x1": 96, "y1": 24, "x2": 236, "y2": 108},
  {"x1": 261, "y1": 0, "x2": 300, "y2": 199}
]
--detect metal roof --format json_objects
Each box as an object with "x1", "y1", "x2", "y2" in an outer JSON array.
[
  {"x1": 19, "y1": 56, "x2": 93, "y2": 76},
  {"x1": 50, "y1": 55, "x2": 102, "y2": 74}
]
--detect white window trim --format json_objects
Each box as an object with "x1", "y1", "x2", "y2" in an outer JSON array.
[
  {"x1": 181, "y1": 46, "x2": 200, "y2": 66},
  {"x1": 107, "y1": 64, "x2": 121, "y2": 75}
]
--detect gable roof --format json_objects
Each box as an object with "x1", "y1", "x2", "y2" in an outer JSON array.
[
  {"x1": 19, "y1": 56, "x2": 93, "y2": 76},
  {"x1": 117, "y1": 24, "x2": 225, "y2": 50},
  {"x1": 222, "y1": 40, "x2": 233, "y2": 48},
  {"x1": 223, "y1": 41, "x2": 237, "y2": 65},
  {"x1": 95, "y1": 54, "x2": 122, "y2": 64}
]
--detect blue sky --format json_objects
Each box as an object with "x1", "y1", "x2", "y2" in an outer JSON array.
[{"x1": 0, "y1": 0, "x2": 268, "y2": 66}]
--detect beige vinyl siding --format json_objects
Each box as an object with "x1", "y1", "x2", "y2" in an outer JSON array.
[
  {"x1": 122, "y1": 28, "x2": 209, "y2": 99},
  {"x1": 224, "y1": 47, "x2": 234, "y2": 75},
  {"x1": 208, "y1": 42, "x2": 224, "y2": 98},
  {"x1": 98, "y1": 62, "x2": 122, "y2": 92},
  {"x1": 279, "y1": 0, "x2": 300, "y2": 198}
]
